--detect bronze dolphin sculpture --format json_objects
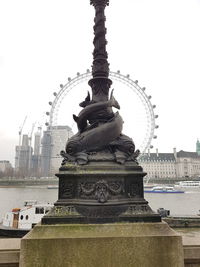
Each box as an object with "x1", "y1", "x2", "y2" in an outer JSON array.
[
  {"x1": 73, "y1": 90, "x2": 120, "y2": 133},
  {"x1": 66, "y1": 112, "x2": 123, "y2": 155}
]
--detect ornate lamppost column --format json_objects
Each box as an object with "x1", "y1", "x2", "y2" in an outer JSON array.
[
  {"x1": 88, "y1": 0, "x2": 112, "y2": 102},
  {"x1": 42, "y1": 0, "x2": 161, "y2": 224},
  {"x1": 20, "y1": 3, "x2": 184, "y2": 267}
]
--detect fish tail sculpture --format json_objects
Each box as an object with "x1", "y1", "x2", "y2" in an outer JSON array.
[
  {"x1": 62, "y1": 90, "x2": 138, "y2": 165},
  {"x1": 72, "y1": 89, "x2": 120, "y2": 133},
  {"x1": 66, "y1": 112, "x2": 123, "y2": 155}
]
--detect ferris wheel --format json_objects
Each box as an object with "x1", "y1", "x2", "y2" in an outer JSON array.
[{"x1": 45, "y1": 69, "x2": 159, "y2": 156}]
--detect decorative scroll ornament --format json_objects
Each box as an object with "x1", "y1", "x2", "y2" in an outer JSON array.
[{"x1": 80, "y1": 179, "x2": 123, "y2": 203}]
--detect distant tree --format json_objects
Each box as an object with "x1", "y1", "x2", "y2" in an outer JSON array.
[
  {"x1": 0, "y1": 168, "x2": 14, "y2": 178},
  {"x1": 0, "y1": 171, "x2": 4, "y2": 178},
  {"x1": 5, "y1": 167, "x2": 14, "y2": 177}
]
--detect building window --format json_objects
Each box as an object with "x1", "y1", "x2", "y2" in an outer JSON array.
[{"x1": 35, "y1": 207, "x2": 44, "y2": 214}]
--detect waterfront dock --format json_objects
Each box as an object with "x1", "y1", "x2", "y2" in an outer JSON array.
[
  {"x1": 164, "y1": 216, "x2": 200, "y2": 228},
  {"x1": 0, "y1": 177, "x2": 58, "y2": 187},
  {"x1": 0, "y1": 232, "x2": 200, "y2": 267}
]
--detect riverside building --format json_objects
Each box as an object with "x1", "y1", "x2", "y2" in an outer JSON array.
[
  {"x1": 0, "y1": 160, "x2": 13, "y2": 173},
  {"x1": 41, "y1": 125, "x2": 73, "y2": 177},
  {"x1": 15, "y1": 134, "x2": 32, "y2": 177},
  {"x1": 14, "y1": 126, "x2": 73, "y2": 177},
  {"x1": 139, "y1": 148, "x2": 200, "y2": 180},
  {"x1": 196, "y1": 139, "x2": 200, "y2": 155},
  {"x1": 32, "y1": 130, "x2": 42, "y2": 177}
]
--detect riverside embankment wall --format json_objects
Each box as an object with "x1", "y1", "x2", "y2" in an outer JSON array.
[{"x1": 0, "y1": 237, "x2": 199, "y2": 267}]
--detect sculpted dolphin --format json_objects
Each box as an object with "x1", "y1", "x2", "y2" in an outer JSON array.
[
  {"x1": 66, "y1": 112, "x2": 123, "y2": 155},
  {"x1": 73, "y1": 89, "x2": 120, "y2": 133}
]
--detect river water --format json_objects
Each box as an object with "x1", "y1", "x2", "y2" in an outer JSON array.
[{"x1": 0, "y1": 185, "x2": 200, "y2": 220}]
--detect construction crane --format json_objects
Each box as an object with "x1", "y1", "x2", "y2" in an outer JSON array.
[
  {"x1": 16, "y1": 116, "x2": 27, "y2": 174},
  {"x1": 18, "y1": 116, "x2": 27, "y2": 147}
]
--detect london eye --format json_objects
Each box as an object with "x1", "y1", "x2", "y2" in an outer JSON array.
[{"x1": 45, "y1": 70, "x2": 158, "y2": 157}]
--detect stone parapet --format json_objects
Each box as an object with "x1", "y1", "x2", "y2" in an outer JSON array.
[
  {"x1": 0, "y1": 238, "x2": 20, "y2": 267},
  {"x1": 0, "y1": 235, "x2": 199, "y2": 266},
  {"x1": 19, "y1": 222, "x2": 184, "y2": 267}
]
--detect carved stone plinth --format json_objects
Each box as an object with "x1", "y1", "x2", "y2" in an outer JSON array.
[
  {"x1": 20, "y1": 222, "x2": 184, "y2": 267},
  {"x1": 42, "y1": 161, "x2": 161, "y2": 224}
]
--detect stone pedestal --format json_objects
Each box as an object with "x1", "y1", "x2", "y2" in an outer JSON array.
[
  {"x1": 20, "y1": 222, "x2": 184, "y2": 267},
  {"x1": 42, "y1": 161, "x2": 161, "y2": 224}
]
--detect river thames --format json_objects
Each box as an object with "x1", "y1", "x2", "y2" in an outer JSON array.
[{"x1": 0, "y1": 185, "x2": 200, "y2": 220}]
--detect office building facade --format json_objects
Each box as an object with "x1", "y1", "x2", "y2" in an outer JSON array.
[{"x1": 41, "y1": 125, "x2": 73, "y2": 177}]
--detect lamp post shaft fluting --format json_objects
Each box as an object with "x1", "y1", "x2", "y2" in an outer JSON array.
[{"x1": 89, "y1": 0, "x2": 112, "y2": 102}]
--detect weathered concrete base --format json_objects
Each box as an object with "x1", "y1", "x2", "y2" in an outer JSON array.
[
  {"x1": 20, "y1": 222, "x2": 184, "y2": 267},
  {"x1": 0, "y1": 238, "x2": 20, "y2": 267}
]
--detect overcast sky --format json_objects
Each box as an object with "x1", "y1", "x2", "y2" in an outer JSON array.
[{"x1": 0, "y1": 0, "x2": 200, "y2": 165}]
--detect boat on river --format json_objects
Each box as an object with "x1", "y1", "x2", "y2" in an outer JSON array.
[
  {"x1": 47, "y1": 185, "x2": 58, "y2": 189},
  {"x1": 144, "y1": 186, "x2": 185, "y2": 193},
  {"x1": 144, "y1": 183, "x2": 158, "y2": 189},
  {"x1": 0, "y1": 200, "x2": 53, "y2": 237},
  {"x1": 174, "y1": 181, "x2": 200, "y2": 188}
]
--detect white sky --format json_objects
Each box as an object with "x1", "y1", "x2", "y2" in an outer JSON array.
[{"x1": 0, "y1": 0, "x2": 200, "y2": 165}]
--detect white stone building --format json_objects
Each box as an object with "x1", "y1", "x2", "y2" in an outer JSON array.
[
  {"x1": 176, "y1": 150, "x2": 200, "y2": 178},
  {"x1": 139, "y1": 148, "x2": 200, "y2": 180}
]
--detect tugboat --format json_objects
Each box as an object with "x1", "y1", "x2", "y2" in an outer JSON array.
[{"x1": 0, "y1": 200, "x2": 53, "y2": 237}]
